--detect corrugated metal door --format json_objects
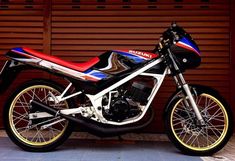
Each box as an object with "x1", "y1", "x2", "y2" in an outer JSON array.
[
  {"x1": 0, "y1": 0, "x2": 231, "y2": 132},
  {"x1": 0, "y1": 0, "x2": 47, "y2": 128}
]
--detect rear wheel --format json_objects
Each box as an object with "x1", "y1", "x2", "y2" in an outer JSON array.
[
  {"x1": 3, "y1": 79, "x2": 74, "y2": 152},
  {"x1": 165, "y1": 85, "x2": 233, "y2": 155}
]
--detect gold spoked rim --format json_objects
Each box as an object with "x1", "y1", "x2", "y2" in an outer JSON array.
[
  {"x1": 170, "y1": 93, "x2": 229, "y2": 151},
  {"x1": 9, "y1": 85, "x2": 69, "y2": 146}
]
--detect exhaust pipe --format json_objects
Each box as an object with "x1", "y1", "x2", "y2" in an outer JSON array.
[{"x1": 31, "y1": 100, "x2": 154, "y2": 137}]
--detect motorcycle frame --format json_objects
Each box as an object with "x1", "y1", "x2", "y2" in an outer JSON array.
[{"x1": 34, "y1": 57, "x2": 167, "y2": 126}]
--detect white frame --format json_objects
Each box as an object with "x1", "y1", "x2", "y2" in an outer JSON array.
[
  {"x1": 34, "y1": 58, "x2": 168, "y2": 126},
  {"x1": 63, "y1": 58, "x2": 166, "y2": 125},
  {"x1": 0, "y1": 61, "x2": 9, "y2": 75}
]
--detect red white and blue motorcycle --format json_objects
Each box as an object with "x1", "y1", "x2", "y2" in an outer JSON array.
[{"x1": 0, "y1": 23, "x2": 233, "y2": 155}]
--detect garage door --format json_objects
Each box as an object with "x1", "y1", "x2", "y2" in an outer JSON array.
[
  {"x1": 0, "y1": 0, "x2": 231, "y2": 132},
  {"x1": 0, "y1": 0, "x2": 47, "y2": 128}
]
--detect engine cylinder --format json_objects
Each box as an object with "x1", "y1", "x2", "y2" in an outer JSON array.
[{"x1": 127, "y1": 82, "x2": 152, "y2": 104}]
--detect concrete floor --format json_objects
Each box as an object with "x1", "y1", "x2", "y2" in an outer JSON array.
[
  {"x1": 0, "y1": 137, "x2": 202, "y2": 161},
  {"x1": 202, "y1": 136, "x2": 235, "y2": 161},
  {"x1": 0, "y1": 132, "x2": 234, "y2": 161}
]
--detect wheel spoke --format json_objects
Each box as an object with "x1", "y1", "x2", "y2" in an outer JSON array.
[
  {"x1": 173, "y1": 117, "x2": 191, "y2": 126},
  {"x1": 189, "y1": 130, "x2": 201, "y2": 146},
  {"x1": 209, "y1": 117, "x2": 225, "y2": 123},
  {"x1": 207, "y1": 122, "x2": 223, "y2": 136},
  {"x1": 31, "y1": 127, "x2": 40, "y2": 142},
  {"x1": 16, "y1": 97, "x2": 29, "y2": 114},
  {"x1": 206, "y1": 125, "x2": 209, "y2": 146},
  {"x1": 13, "y1": 113, "x2": 28, "y2": 126},
  {"x1": 39, "y1": 131, "x2": 46, "y2": 142},
  {"x1": 25, "y1": 91, "x2": 34, "y2": 100},
  {"x1": 13, "y1": 110, "x2": 26, "y2": 117},
  {"x1": 200, "y1": 128, "x2": 216, "y2": 144},
  {"x1": 196, "y1": 95, "x2": 202, "y2": 105},
  {"x1": 208, "y1": 109, "x2": 223, "y2": 122}
]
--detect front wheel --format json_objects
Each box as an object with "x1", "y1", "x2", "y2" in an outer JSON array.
[{"x1": 165, "y1": 85, "x2": 233, "y2": 156}]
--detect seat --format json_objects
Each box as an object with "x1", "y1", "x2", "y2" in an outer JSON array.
[{"x1": 22, "y1": 47, "x2": 100, "y2": 72}]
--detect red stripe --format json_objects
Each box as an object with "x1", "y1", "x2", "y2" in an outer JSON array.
[{"x1": 176, "y1": 43, "x2": 200, "y2": 55}]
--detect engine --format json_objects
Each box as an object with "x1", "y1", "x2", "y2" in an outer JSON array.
[{"x1": 102, "y1": 81, "x2": 152, "y2": 122}]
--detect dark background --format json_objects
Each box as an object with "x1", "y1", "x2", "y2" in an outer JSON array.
[{"x1": 0, "y1": 0, "x2": 234, "y2": 133}]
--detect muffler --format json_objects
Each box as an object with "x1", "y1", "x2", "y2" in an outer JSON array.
[{"x1": 31, "y1": 100, "x2": 154, "y2": 137}]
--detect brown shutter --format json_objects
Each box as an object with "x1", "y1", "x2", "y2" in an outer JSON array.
[
  {"x1": 0, "y1": 0, "x2": 231, "y2": 132},
  {"x1": 0, "y1": 0, "x2": 46, "y2": 126}
]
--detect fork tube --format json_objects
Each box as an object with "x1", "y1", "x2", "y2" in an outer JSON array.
[
  {"x1": 182, "y1": 84, "x2": 205, "y2": 125},
  {"x1": 167, "y1": 49, "x2": 205, "y2": 125},
  {"x1": 175, "y1": 73, "x2": 205, "y2": 125}
]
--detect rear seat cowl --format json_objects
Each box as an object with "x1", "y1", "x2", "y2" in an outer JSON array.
[{"x1": 21, "y1": 47, "x2": 100, "y2": 72}]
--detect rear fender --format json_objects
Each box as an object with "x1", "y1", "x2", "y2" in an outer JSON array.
[{"x1": 0, "y1": 60, "x2": 30, "y2": 94}]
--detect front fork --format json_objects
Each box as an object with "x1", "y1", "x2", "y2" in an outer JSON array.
[
  {"x1": 167, "y1": 49, "x2": 205, "y2": 125},
  {"x1": 183, "y1": 84, "x2": 205, "y2": 125},
  {"x1": 173, "y1": 73, "x2": 205, "y2": 126},
  {"x1": 173, "y1": 74, "x2": 206, "y2": 128}
]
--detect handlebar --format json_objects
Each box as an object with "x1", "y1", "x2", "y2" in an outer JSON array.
[{"x1": 156, "y1": 23, "x2": 189, "y2": 53}]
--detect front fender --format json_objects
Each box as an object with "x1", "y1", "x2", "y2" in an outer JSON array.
[
  {"x1": 0, "y1": 60, "x2": 30, "y2": 94},
  {"x1": 162, "y1": 84, "x2": 219, "y2": 120},
  {"x1": 163, "y1": 87, "x2": 184, "y2": 120}
]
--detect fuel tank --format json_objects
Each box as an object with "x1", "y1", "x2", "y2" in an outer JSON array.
[{"x1": 91, "y1": 50, "x2": 159, "y2": 80}]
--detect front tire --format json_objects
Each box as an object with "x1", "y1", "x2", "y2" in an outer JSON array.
[
  {"x1": 3, "y1": 79, "x2": 74, "y2": 152},
  {"x1": 165, "y1": 85, "x2": 233, "y2": 156}
]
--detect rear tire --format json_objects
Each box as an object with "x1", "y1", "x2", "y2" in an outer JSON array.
[
  {"x1": 3, "y1": 79, "x2": 74, "y2": 152},
  {"x1": 165, "y1": 85, "x2": 233, "y2": 156}
]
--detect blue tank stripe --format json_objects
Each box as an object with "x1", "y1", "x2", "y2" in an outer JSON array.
[
  {"x1": 12, "y1": 47, "x2": 25, "y2": 53},
  {"x1": 179, "y1": 37, "x2": 200, "y2": 54},
  {"x1": 90, "y1": 72, "x2": 107, "y2": 79}
]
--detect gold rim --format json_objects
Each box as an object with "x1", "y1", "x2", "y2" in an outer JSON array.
[
  {"x1": 9, "y1": 85, "x2": 69, "y2": 146},
  {"x1": 170, "y1": 93, "x2": 229, "y2": 151}
]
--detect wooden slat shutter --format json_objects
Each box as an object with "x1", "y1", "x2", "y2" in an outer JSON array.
[
  {"x1": 0, "y1": 0, "x2": 46, "y2": 127},
  {"x1": 0, "y1": 0, "x2": 231, "y2": 132}
]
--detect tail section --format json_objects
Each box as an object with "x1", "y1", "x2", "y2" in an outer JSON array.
[{"x1": 5, "y1": 47, "x2": 103, "y2": 82}]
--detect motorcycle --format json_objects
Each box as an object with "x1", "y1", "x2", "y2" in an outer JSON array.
[{"x1": 0, "y1": 23, "x2": 233, "y2": 155}]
